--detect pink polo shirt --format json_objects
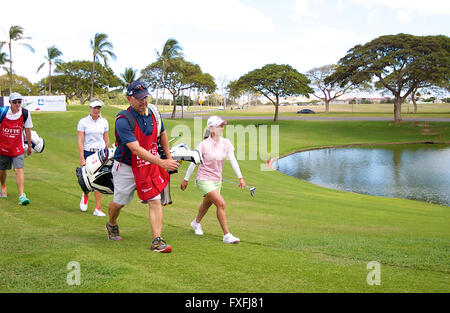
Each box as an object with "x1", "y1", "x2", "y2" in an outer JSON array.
[{"x1": 196, "y1": 136, "x2": 234, "y2": 182}]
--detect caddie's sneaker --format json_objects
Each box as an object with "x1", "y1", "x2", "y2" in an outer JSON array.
[
  {"x1": 190, "y1": 219, "x2": 204, "y2": 235},
  {"x1": 223, "y1": 233, "x2": 240, "y2": 244},
  {"x1": 80, "y1": 193, "x2": 88, "y2": 212},
  {"x1": 18, "y1": 193, "x2": 30, "y2": 205},
  {"x1": 150, "y1": 237, "x2": 172, "y2": 253},
  {"x1": 0, "y1": 186, "x2": 6, "y2": 198},
  {"x1": 106, "y1": 222, "x2": 122, "y2": 241},
  {"x1": 93, "y1": 208, "x2": 106, "y2": 217}
]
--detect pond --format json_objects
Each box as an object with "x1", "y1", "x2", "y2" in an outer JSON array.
[{"x1": 277, "y1": 144, "x2": 450, "y2": 207}]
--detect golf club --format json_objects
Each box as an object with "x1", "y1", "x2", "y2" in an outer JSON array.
[
  {"x1": 222, "y1": 178, "x2": 256, "y2": 197},
  {"x1": 168, "y1": 133, "x2": 182, "y2": 143}
]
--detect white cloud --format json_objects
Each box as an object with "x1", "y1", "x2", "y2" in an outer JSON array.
[
  {"x1": 0, "y1": 0, "x2": 275, "y2": 83},
  {"x1": 290, "y1": 0, "x2": 324, "y2": 19},
  {"x1": 349, "y1": 0, "x2": 450, "y2": 23},
  {"x1": 286, "y1": 27, "x2": 372, "y2": 71},
  {"x1": 151, "y1": 0, "x2": 276, "y2": 33}
]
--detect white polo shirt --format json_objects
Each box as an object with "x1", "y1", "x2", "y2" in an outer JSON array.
[{"x1": 77, "y1": 115, "x2": 109, "y2": 150}]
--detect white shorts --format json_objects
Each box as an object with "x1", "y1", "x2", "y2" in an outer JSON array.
[{"x1": 112, "y1": 161, "x2": 161, "y2": 205}]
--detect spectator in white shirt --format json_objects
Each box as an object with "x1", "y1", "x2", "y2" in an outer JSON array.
[{"x1": 77, "y1": 98, "x2": 110, "y2": 216}]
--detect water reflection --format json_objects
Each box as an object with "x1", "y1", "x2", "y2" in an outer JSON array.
[{"x1": 277, "y1": 144, "x2": 450, "y2": 206}]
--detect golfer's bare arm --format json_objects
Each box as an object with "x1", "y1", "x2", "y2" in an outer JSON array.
[
  {"x1": 103, "y1": 131, "x2": 110, "y2": 148},
  {"x1": 126, "y1": 141, "x2": 179, "y2": 172},
  {"x1": 77, "y1": 131, "x2": 85, "y2": 165}
]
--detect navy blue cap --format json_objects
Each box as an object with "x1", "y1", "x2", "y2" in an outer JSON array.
[{"x1": 126, "y1": 81, "x2": 150, "y2": 100}]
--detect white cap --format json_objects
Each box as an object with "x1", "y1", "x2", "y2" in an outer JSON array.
[
  {"x1": 89, "y1": 100, "x2": 103, "y2": 108},
  {"x1": 9, "y1": 92, "x2": 23, "y2": 101},
  {"x1": 207, "y1": 116, "x2": 228, "y2": 127}
]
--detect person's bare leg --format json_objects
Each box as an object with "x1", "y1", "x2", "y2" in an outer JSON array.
[
  {"x1": 108, "y1": 201, "x2": 124, "y2": 226},
  {"x1": 14, "y1": 168, "x2": 25, "y2": 195},
  {"x1": 0, "y1": 170, "x2": 6, "y2": 188},
  {"x1": 196, "y1": 196, "x2": 213, "y2": 223},
  {"x1": 94, "y1": 191, "x2": 102, "y2": 209},
  {"x1": 205, "y1": 190, "x2": 228, "y2": 235},
  {"x1": 148, "y1": 199, "x2": 163, "y2": 239}
]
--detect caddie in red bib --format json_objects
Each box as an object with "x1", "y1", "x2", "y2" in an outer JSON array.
[
  {"x1": 0, "y1": 92, "x2": 33, "y2": 206},
  {"x1": 130, "y1": 109, "x2": 169, "y2": 201},
  {"x1": 0, "y1": 113, "x2": 25, "y2": 157},
  {"x1": 106, "y1": 81, "x2": 179, "y2": 253}
]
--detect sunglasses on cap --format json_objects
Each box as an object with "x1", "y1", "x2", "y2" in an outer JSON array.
[
  {"x1": 127, "y1": 83, "x2": 148, "y2": 96},
  {"x1": 11, "y1": 100, "x2": 22, "y2": 104}
]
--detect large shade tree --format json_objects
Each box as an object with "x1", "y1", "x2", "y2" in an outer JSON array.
[
  {"x1": 0, "y1": 25, "x2": 34, "y2": 93},
  {"x1": 235, "y1": 64, "x2": 313, "y2": 121},
  {"x1": 90, "y1": 33, "x2": 116, "y2": 100},
  {"x1": 37, "y1": 46, "x2": 63, "y2": 95},
  {"x1": 141, "y1": 57, "x2": 216, "y2": 118},
  {"x1": 306, "y1": 64, "x2": 359, "y2": 113},
  {"x1": 328, "y1": 33, "x2": 450, "y2": 123},
  {"x1": 53, "y1": 60, "x2": 121, "y2": 104}
]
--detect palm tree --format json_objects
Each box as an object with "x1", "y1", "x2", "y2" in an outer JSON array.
[
  {"x1": 0, "y1": 25, "x2": 34, "y2": 93},
  {"x1": 37, "y1": 46, "x2": 63, "y2": 95},
  {"x1": 90, "y1": 33, "x2": 116, "y2": 100},
  {"x1": 155, "y1": 38, "x2": 183, "y2": 105},
  {"x1": 121, "y1": 67, "x2": 137, "y2": 88},
  {"x1": 0, "y1": 49, "x2": 9, "y2": 72}
]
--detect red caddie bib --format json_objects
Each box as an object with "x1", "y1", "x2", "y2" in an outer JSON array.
[
  {"x1": 0, "y1": 114, "x2": 24, "y2": 157},
  {"x1": 130, "y1": 112, "x2": 169, "y2": 201}
]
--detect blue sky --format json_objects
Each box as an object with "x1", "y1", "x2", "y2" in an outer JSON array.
[{"x1": 1, "y1": 0, "x2": 449, "y2": 90}]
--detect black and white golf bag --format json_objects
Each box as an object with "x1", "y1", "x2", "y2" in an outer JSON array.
[
  {"x1": 76, "y1": 147, "x2": 115, "y2": 195},
  {"x1": 23, "y1": 130, "x2": 45, "y2": 158},
  {"x1": 75, "y1": 144, "x2": 203, "y2": 204}
]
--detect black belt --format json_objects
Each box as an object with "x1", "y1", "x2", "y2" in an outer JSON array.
[{"x1": 86, "y1": 149, "x2": 99, "y2": 152}]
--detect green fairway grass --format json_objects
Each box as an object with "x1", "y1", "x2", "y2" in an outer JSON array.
[{"x1": 0, "y1": 105, "x2": 449, "y2": 292}]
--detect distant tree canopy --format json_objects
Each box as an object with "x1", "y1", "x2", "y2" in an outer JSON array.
[
  {"x1": 307, "y1": 64, "x2": 360, "y2": 113},
  {"x1": 50, "y1": 60, "x2": 121, "y2": 104},
  {"x1": 141, "y1": 57, "x2": 216, "y2": 118},
  {"x1": 235, "y1": 63, "x2": 312, "y2": 121},
  {"x1": 0, "y1": 73, "x2": 38, "y2": 96},
  {"x1": 328, "y1": 33, "x2": 450, "y2": 123}
]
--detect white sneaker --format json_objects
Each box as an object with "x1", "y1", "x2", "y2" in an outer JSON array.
[
  {"x1": 93, "y1": 208, "x2": 106, "y2": 217},
  {"x1": 80, "y1": 194, "x2": 88, "y2": 212},
  {"x1": 190, "y1": 219, "x2": 203, "y2": 235},
  {"x1": 223, "y1": 233, "x2": 240, "y2": 244}
]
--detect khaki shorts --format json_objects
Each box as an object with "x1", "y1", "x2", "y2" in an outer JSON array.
[
  {"x1": 0, "y1": 154, "x2": 24, "y2": 170},
  {"x1": 196, "y1": 180, "x2": 222, "y2": 196},
  {"x1": 112, "y1": 161, "x2": 161, "y2": 205}
]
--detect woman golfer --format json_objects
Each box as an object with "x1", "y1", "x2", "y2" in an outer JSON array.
[
  {"x1": 181, "y1": 116, "x2": 245, "y2": 244},
  {"x1": 77, "y1": 98, "x2": 110, "y2": 216}
]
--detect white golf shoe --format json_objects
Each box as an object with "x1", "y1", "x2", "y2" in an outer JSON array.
[
  {"x1": 80, "y1": 194, "x2": 88, "y2": 212},
  {"x1": 223, "y1": 233, "x2": 240, "y2": 244},
  {"x1": 93, "y1": 208, "x2": 106, "y2": 217},
  {"x1": 190, "y1": 219, "x2": 204, "y2": 235}
]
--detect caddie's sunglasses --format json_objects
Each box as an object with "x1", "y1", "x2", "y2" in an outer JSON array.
[
  {"x1": 128, "y1": 83, "x2": 147, "y2": 95},
  {"x1": 11, "y1": 100, "x2": 22, "y2": 104}
]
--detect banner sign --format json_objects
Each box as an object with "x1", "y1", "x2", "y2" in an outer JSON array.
[{"x1": 1, "y1": 95, "x2": 66, "y2": 111}]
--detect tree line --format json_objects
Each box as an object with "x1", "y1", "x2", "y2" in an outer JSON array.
[{"x1": 1, "y1": 25, "x2": 448, "y2": 123}]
